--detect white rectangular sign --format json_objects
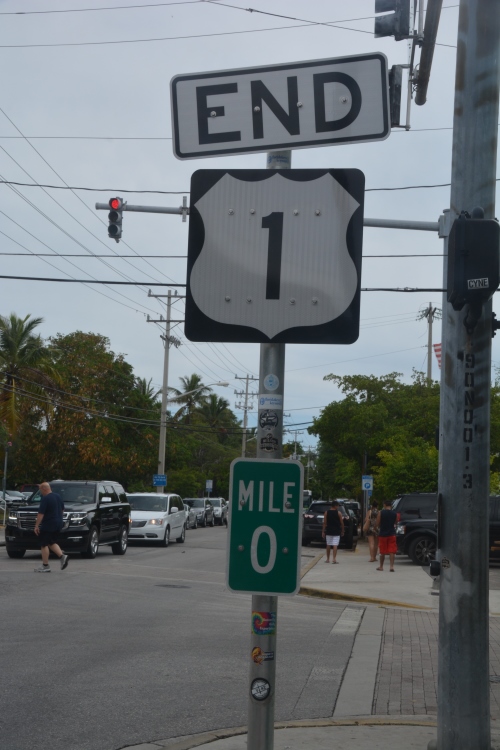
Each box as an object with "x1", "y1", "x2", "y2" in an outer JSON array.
[{"x1": 171, "y1": 53, "x2": 390, "y2": 160}]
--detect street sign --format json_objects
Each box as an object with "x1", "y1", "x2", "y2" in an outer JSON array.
[
  {"x1": 362, "y1": 475, "x2": 373, "y2": 491},
  {"x1": 206, "y1": 479, "x2": 213, "y2": 491},
  {"x1": 227, "y1": 458, "x2": 303, "y2": 596},
  {"x1": 171, "y1": 53, "x2": 390, "y2": 159},
  {"x1": 153, "y1": 474, "x2": 167, "y2": 487},
  {"x1": 185, "y1": 169, "x2": 364, "y2": 344}
]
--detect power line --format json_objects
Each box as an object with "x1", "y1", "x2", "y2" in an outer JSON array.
[
  {"x1": 0, "y1": 275, "x2": 185, "y2": 285},
  {"x1": 0, "y1": 253, "x2": 185, "y2": 257},
  {"x1": 0, "y1": 1, "x2": 205, "y2": 14},
  {"x1": 0, "y1": 106, "x2": 174, "y2": 286},
  {"x1": 287, "y1": 346, "x2": 426, "y2": 373},
  {"x1": 0, "y1": 180, "x2": 186, "y2": 193}
]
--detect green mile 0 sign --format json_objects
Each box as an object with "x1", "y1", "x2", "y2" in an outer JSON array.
[{"x1": 226, "y1": 459, "x2": 304, "y2": 596}]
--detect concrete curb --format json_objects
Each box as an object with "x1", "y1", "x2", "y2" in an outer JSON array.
[
  {"x1": 300, "y1": 551, "x2": 324, "y2": 579},
  {"x1": 126, "y1": 716, "x2": 440, "y2": 750},
  {"x1": 298, "y1": 584, "x2": 433, "y2": 610}
]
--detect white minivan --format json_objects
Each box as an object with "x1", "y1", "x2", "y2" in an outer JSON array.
[{"x1": 126, "y1": 493, "x2": 186, "y2": 547}]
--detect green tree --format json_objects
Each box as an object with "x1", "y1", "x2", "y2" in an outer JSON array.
[
  {"x1": 0, "y1": 313, "x2": 59, "y2": 434},
  {"x1": 169, "y1": 374, "x2": 212, "y2": 423}
]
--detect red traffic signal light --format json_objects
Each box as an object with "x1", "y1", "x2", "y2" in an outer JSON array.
[{"x1": 108, "y1": 196, "x2": 124, "y2": 242}]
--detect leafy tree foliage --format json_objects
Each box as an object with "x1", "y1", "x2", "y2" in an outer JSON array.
[
  {"x1": 309, "y1": 371, "x2": 441, "y2": 501},
  {"x1": 4, "y1": 328, "x2": 243, "y2": 498}
]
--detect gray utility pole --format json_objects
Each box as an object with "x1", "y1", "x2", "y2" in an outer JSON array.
[
  {"x1": 2, "y1": 442, "x2": 10, "y2": 526},
  {"x1": 435, "y1": 2, "x2": 500, "y2": 749},
  {"x1": 247, "y1": 149, "x2": 290, "y2": 750},
  {"x1": 418, "y1": 302, "x2": 441, "y2": 383},
  {"x1": 147, "y1": 289, "x2": 184, "y2": 494},
  {"x1": 235, "y1": 374, "x2": 258, "y2": 457}
]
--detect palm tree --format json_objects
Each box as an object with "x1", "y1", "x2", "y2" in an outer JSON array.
[
  {"x1": 135, "y1": 377, "x2": 160, "y2": 400},
  {"x1": 196, "y1": 394, "x2": 232, "y2": 429},
  {"x1": 0, "y1": 314, "x2": 59, "y2": 434},
  {"x1": 168, "y1": 374, "x2": 212, "y2": 423}
]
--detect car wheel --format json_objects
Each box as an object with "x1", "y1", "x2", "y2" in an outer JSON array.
[
  {"x1": 7, "y1": 549, "x2": 25, "y2": 558},
  {"x1": 176, "y1": 525, "x2": 186, "y2": 544},
  {"x1": 409, "y1": 536, "x2": 437, "y2": 565},
  {"x1": 210, "y1": 514, "x2": 215, "y2": 527},
  {"x1": 111, "y1": 525, "x2": 128, "y2": 555},
  {"x1": 302, "y1": 538, "x2": 311, "y2": 546},
  {"x1": 193, "y1": 517, "x2": 198, "y2": 529},
  {"x1": 201, "y1": 514, "x2": 207, "y2": 528},
  {"x1": 160, "y1": 526, "x2": 170, "y2": 547},
  {"x1": 81, "y1": 526, "x2": 99, "y2": 559}
]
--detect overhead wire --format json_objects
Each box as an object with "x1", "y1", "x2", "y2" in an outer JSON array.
[{"x1": 0, "y1": 106, "x2": 176, "y2": 286}]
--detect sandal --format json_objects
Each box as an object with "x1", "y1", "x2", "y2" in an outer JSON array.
[{"x1": 376, "y1": 567, "x2": 384, "y2": 571}]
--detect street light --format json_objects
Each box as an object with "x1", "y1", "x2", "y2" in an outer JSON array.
[{"x1": 156, "y1": 381, "x2": 229, "y2": 494}]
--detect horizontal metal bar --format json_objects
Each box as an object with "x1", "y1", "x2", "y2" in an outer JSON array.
[
  {"x1": 95, "y1": 202, "x2": 186, "y2": 215},
  {"x1": 363, "y1": 217, "x2": 439, "y2": 232}
]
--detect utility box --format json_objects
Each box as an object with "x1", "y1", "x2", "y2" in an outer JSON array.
[{"x1": 447, "y1": 214, "x2": 500, "y2": 311}]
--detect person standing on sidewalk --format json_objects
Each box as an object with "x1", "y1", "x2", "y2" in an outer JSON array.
[
  {"x1": 376, "y1": 499, "x2": 397, "y2": 572},
  {"x1": 363, "y1": 502, "x2": 379, "y2": 562},
  {"x1": 34, "y1": 482, "x2": 68, "y2": 573},
  {"x1": 322, "y1": 500, "x2": 344, "y2": 564}
]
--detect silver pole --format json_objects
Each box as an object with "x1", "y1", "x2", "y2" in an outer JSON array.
[
  {"x1": 247, "y1": 149, "x2": 290, "y2": 750},
  {"x1": 427, "y1": 302, "x2": 433, "y2": 384},
  {"x1": 242, "y1": 375, "x2": 249, "y2": 458},
  {"x1": 435, "y1": 1, "x2": 500, "y2": 748},
  {"x1": 157, "y1": 289, "x2": 171, "y2": 494}
]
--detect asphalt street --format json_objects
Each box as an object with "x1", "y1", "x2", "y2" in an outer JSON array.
[{"x1": 0, "y1": 527, "x2": 359, "y2": 750}]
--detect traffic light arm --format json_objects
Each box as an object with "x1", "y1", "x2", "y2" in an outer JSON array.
[{"x1": 96, "y1": 196, "x2": 189, "y2": 220}]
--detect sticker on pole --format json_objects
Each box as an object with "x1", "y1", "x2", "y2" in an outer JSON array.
[
  {"x1": 251, "y1": 678, "x2": 271, "y2": 701},
  {"x1": 185, "y1": 169, "x2": 364, "y2": 344},
  {"x1": 226, "y1": 458, "x2": 303, "y2": 596}
]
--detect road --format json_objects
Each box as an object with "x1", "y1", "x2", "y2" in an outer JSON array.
[{"x1": 0, "y1": 527, "x2": 359, "y2": 750}]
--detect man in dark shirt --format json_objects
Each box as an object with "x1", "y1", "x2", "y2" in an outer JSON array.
[
  {"x1": 34, "y1": 482, "x2": 68, "y2": 573},
  {"x1": 376, "y1": 499, "x2": 398, "y2": 572}
]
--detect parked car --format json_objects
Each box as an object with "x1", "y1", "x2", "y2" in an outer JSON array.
[
  {"x1": 210, "y1": 497, "x2": 228, "y2": 526},
  {"x1": 184, "y1": 503, "x2": 198, "y2": 529},
  {"x1": 5, "y1": 480, "x2": 130, "y2": 559},
  {"x1": 302, "y1": 500, "x2": 358, "y2": 550},
  {"x1": 127, "y1": 493, "x2": 186, "y2": 546},
  {"x1": 392, "y1": 493, "x2": 437, "y2": 523},
  {"x1": 343, "y1": 500, "x2": 361, "y2": 525},
  {"x1": 1, "y1": 491, "x2": 28, "y2": 509},
  {"x1": 184, "y1": 498, "x2": 215, "y2": 527},
  {"x1": 395, "y1": 494, "x2": 500, "y2": 565}
]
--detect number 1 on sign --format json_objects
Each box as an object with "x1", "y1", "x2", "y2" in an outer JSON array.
[{"x1": 262, "y1": 212, "x2": 283, "y2": 300}]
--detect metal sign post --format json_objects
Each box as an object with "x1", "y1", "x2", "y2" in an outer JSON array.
[{"x1": 244, "y1": 150, "x2": 290, "y2": 750}]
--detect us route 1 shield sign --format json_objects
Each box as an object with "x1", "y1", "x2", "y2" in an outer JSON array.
[
  {"x1": 185, "y1": 168, "x2": 364, "y2": 344},
  {"x1": 171, "y1": 53, "x2": 389, "y2": 159},
  {"x1": 227, "y1": 459, "x2": 304, "y2": 596}
]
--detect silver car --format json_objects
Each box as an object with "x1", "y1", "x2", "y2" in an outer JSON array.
[{"x1": 183, "y1": 503, "x2": 198, "y2": 529}]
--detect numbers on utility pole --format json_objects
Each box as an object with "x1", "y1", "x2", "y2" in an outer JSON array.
[{"x1": 262, "y1": 212, "x2": 284, "y2": 300}]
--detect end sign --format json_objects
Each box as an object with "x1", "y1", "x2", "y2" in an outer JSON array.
[{"x1": 227, "y1": 458, "x2": 303, "y2": 596}]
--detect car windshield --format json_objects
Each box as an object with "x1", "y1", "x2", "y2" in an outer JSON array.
[
  {"x1": 211, "y1": 499, "x2": 221, "y2": 507},
  {"x1": 192, "y1": 499, "x2": 205, "y2": 508},
  {"x1": 128, "y1": 495, "x2": 168, "y2": 512},
  {"x1": 28, "y1": 484, "x2": 95, "y2": 505},
  {"x1": 392, "y1": 499, "x2": 401, "y2": 511},
  {"x1": 7, "y1": 491, "x2": 24, "y2": 498}
]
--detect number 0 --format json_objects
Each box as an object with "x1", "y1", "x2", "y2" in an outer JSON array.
[{"x1": 251, "y1": 525, "x2": 277, "y2": 574}]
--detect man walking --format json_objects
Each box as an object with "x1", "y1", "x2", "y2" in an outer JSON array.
[
  {"x1": 34, "y1": 482, "x2": 68, "y2": 573},
  {"x1": 322, "y1": 500, "x2": 344, "y2": 564},
  {"x1": 376, "y1": 499, "x2": 398, "y2": 572}
]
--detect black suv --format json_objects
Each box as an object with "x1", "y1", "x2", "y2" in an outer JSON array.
[
  {"x1": 5, "y1": 480, "x2": 131, "y2": 560},
  {"x1": 302, "y1": 500, "x2": 358, "y2": 550},
  {"x1": 395, "y1": 493, "x2": 500, "y2": 565}
]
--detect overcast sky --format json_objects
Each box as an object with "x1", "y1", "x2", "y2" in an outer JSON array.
[{"x1": 0, "y1": 0, "x2": 491, "y2": 452}]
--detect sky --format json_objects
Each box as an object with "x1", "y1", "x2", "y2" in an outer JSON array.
[{"x1": 0, "y1": 0, "x2": 493, "y2": 454}]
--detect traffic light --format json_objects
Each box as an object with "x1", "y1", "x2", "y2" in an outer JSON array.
[
  {"x1": 108, "y1": 196, "x2": 124, "y2": 242},
  {"x1": 374, "y1": 0, "x2": 411, "y2": 41}
]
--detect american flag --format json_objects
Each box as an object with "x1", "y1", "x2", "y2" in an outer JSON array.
[{"x1": 433, "y1": 343, "x2": 442, "y2": 369}]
